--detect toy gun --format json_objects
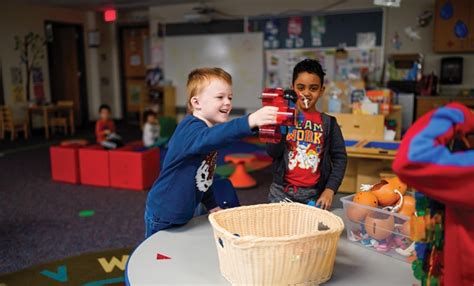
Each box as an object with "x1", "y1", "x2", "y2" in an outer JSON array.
[{"x1": 259, "y1": 88, "x2": 298, "y2": 143}]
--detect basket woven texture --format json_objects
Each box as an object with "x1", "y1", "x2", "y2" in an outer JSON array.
[{"x1": 209, "y1": 203, "x2": 344, "y2": 285}]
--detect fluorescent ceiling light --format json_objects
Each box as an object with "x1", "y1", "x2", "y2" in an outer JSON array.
[{"x1": 374, "y1": 0, "x2": 401, "y2": 7}]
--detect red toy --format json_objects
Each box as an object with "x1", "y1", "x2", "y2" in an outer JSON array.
[
  {"x1": 50, "y1": 145, "x2": 81, "y2": 184},
  {"x1": 109, "y1": 144, "x2": 160, "y2": 191},
  {"x1": 79, "y1": 145, "x2": 110, "y2": 187},
  {"x1": 259, "y1": 88, "x2": 297, "y2": 143}
]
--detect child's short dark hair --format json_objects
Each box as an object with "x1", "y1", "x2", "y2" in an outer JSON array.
[
  {"x1": 292, "y1": 59, "x2": 326, "y2": 85},
  {"x1": 144, "y1": 110, "x2": 157, "y2": 119},
  {"x1": 99, "y1": 104, "x2": 111, "y2": 113}
]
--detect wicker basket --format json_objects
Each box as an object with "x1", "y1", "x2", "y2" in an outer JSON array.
[{"x1": 208, "y1": 203, "x2": 344, "y2": 285}]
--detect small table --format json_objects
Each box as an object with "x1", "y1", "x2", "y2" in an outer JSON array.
[
  {"x1": 126, "y1": 209, "x2": 416, "y2": 285},
  {"x1": 224, "y1": 153, "x2": 257, "y2": 188},
  {"x1": 28, "y1": 105, "x2": 75, "y2": 139}
]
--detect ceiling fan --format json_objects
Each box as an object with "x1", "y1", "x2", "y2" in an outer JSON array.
[{"x1": 184, "y1": 2, "x2": 237, "y2": 23}]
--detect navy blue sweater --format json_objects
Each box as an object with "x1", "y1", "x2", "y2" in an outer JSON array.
[{"x1": 146, "y1": 114, "x2": 253, "y2": 224}]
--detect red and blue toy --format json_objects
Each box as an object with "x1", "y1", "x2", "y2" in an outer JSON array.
[
  {"x1": 259, "y1": 88, "x2": 298, "y2": 143},
  {"x1": 393, "y1": 102, "x2": 474, "y2": 286}
]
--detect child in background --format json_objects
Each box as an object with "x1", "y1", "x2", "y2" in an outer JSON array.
[
  {"x1": 267, "y1": 59, "x2": 347, "y2": 209},
  {"x1": 142, "y1": 110, "x2": 161, "y2": 148},
  {"x1": 144, "y1": 67, "x2": 278, "y2": 238},
  {"x1": 95, "y1": 104, "x2": 122, "y2": 149}
]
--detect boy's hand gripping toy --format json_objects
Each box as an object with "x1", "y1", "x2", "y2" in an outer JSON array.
[{"x1": 259, "y1": 88, "x2": 298, "y2": 143}]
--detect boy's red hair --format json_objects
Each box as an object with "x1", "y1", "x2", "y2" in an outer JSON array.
[{"x1": 186, "y1": 67, "x2": 232, "y2": 112}]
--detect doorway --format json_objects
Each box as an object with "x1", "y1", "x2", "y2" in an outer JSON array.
[
  {"x1": 0, "y1": 58, "x2": 4, "y2": 105},
  {"x1": 118, "y1": 25, "x2": 149, "y2": 122},
  {"x1": 45, "y1": 21, "x2": 88, "y2": 126}
]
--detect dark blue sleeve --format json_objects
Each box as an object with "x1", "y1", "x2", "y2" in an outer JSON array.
[
  {"x1": 326, "y1": 117, "x2": 347, "y2": 193},
  {"x1": 201, "y1": 189, "x2": 218, "y2": 211},
  {"x1": 185, "y1": 115, "x2": 253, "y2": 155}
]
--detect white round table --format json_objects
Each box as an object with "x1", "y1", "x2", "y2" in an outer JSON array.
[{"x1": 126, "y1": 209, "x2": 416, "y2": 285}]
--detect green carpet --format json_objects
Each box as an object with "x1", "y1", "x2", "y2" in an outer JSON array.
[{"x1": 0, "y1": 248, "x2": 132, "y2": 286}]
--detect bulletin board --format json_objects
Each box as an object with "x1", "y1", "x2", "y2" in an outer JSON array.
[
  {"x1": 163, "y1": 33, "x2": 264, "y2": 111},
  {"x1": 249, "y1": 10, "x2": 383, "y2": 49},
  {"x1": 265, "y1": 47, "x2": 384, "y2": 89}
]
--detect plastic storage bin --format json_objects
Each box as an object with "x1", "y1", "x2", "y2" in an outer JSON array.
[{"x1": 340, "y1": 194, "x2": 413, "y2": 262}]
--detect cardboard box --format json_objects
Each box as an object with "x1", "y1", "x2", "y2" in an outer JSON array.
[{"x1": 331, "y1": 113, "x2": 385, "y2": 141}]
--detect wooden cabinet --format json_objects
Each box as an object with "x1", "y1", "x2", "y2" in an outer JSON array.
[
  {"x1": 416, "y1": 96, "x2": 474, "y2": 119},
  {"x1": 139, "y1": 85, "x2": 176, "y2": 127},
  {"x1": 433, "y1": 0, "x2": 474, "y2": 52}
]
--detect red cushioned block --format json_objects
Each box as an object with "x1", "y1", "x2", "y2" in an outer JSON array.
[
  {"x1": 109, "y1": 145, "x2": 160, "y2": 191},
  {"x1": 79, "y1": 145, "x2": 110, "y2": 187},
  {"x1": 50, "y1": 145, "x2": 81, "y2": 184}
]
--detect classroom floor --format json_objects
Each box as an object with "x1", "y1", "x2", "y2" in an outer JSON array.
[{"x1": 0, "y1": 125, "x2": 344, "y2": 275}]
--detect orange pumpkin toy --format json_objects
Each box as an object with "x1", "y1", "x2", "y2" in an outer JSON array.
[
  {"x1": 346, "y1": 191, "x2": 378, "y2": 223},
  {"x1": 401, "y1": 220, "x2": 411, "y2": 237},
  {"x1": 398, "y1": 195, "x2": 416, "y2": 217},
  {"x1": 365, "y1": 213, "x2": 395, "y2": 240},
  {"x1": 371, "y1": 177, "x2": 408, "y2": 207}
]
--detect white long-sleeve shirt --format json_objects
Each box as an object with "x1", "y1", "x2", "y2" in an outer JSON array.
[{"x1": 143, "y1": 122, "x2": 160, "y2": 147}]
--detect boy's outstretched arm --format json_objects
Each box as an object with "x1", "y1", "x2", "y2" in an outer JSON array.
[
  {"x1": 187, "y1": 106, "x2": 278, "y2": 155},
  {"x1": 325, "y1": 118, "x2": 347, "y2": 193}
]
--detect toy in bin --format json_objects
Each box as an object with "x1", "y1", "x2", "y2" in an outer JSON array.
[
  {"x1": 341, "y1": 176, "x2": 416, "y2": 262},
  {"x1": 259, "y1": 88, "x2": 297, "y2": 143}
]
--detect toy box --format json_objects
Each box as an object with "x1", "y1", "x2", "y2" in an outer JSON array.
[
  {"x1": 340, "y1": 194, "x2": 414, "y2": 262},
  {"x1": 50, "y1": 145, "x2": 81, "y2": 184},
  {"x1": 109, "y1": 144, "x2": 160, "y2": 191},
  {"x1": 79, "y1": 145, "x2": 110, "y2": 187}
]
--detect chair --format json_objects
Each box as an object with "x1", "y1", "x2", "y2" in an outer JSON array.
[
  {"x1": 156, "y1": 116, "x2": 177, "y2": 146},
  {"x1": 50, "y1": 100, "x2": 73, "y2": 135},
  {"x1": 0, "y1": 106, "x2": 29, "y2": 140}
]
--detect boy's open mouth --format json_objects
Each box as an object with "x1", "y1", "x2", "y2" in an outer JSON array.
[{"x1": 219, "y1": 109, "x2": 229, "y2": 114}]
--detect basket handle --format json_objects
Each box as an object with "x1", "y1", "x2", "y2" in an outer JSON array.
[{"x1": 230, "y1": 237, "x2": 258, "y2": 249}]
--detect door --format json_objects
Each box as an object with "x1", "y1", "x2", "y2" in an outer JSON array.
[
  {"x1": 46, "y1": 22, "x2": 88, "y2": 126},
  {"x1": 0, "y1": 58, "x2": 4, "y2": 105},
  {"x1": 119, "y1": 26, "x2": 149, "y2": 117}
]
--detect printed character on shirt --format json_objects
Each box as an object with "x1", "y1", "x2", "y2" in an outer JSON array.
[{"x1": 286, "y1": 112, "x2": 324, "y2": 186}]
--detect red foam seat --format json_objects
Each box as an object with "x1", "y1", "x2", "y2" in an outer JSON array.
[
  {"x1": 79, "y1": 145, "x2": 110, "y2": 187},
  {"x1": 50, "y1": 145, "x2": 81, "y2": 184},
  {"x1": 109, "y1": 145, "x2": 160, "y2": 191}
]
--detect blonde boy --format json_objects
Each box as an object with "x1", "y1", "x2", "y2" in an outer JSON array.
[{"x1": 144, "y1": 67, "x2": 277, "y2": 238}]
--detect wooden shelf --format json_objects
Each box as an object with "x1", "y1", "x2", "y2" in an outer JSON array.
[{"x1": 416, "y1": 96, "x2": 474, "y2": 119}]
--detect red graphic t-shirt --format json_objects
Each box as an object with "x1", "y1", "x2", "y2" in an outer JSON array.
[
  {"x1": 95, "y1": 119, "x2": 116, "y2": 143},
  {"x1": 284, "y1": 111, "x2": 324, "y2": 187}
]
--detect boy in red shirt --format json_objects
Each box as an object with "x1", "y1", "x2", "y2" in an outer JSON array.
[
  {"x1": 267, "y1": 59, "x2": 347, "y2": 209},
  {"x1": 95, "y1": 104, "x2": 122, "y2": 149}
]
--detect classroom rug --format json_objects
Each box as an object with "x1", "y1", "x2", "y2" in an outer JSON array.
[{"x1": 0, "y1": 248, "x2": 132, "y2": 286}]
